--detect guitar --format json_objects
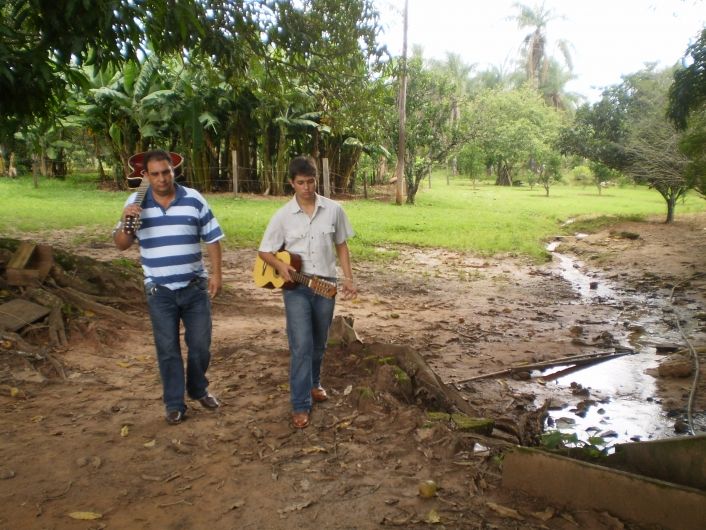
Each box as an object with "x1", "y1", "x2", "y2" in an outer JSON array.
[
  {"x1": 122, "y1": 177, "x2": 150, "y2": 235},
  {"x1": 253, "y1": 251, "x2": 337, "y2": 299},
  {"x1": 123, "y1": 151, "x2": 184, "y2": 234}
]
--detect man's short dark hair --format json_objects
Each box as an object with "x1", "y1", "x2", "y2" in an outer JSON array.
[
  {"x1": 289, "y1": 155, "x2": 317, "y2": 180},
  {"x1": 143, "y1": 149, "x2": 173, "y2": 170}
]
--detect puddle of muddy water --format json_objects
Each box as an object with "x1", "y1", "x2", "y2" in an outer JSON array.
[
  {"x1": 530, "y1": 238, "x2": 705, "y2": 448},
  {"x1": 536, "y1": 350, "x2": 674, "y2": 446}
]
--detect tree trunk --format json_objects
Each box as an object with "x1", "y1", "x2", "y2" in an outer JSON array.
[
  {"x1": 8, "y1": 152, "x2": 17, "y2": 178},
  {"x1": 495, "y1": 163, "x2": 513, "y2": 186},
  {"x1": 665, "y1": 195, "x2": 676, "y2": 223},
  {"x1": 395, "y1": 0, "x2": 409, "y2": 205},
  {"x1": 339, "y1": 147, "x2": 362, "y2": 193},
  {"x1": 274, "y1": 124, "x2": 287, "y2": 196}
]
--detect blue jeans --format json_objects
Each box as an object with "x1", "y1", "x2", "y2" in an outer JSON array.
[
  {"x1": 146, "y1": 278, "x2": 212, "y2": 413},
  {"x1": 283, "y1": 284, "x2": 336, "y2": 413}
]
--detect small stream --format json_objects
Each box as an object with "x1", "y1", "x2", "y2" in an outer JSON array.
[{"x1": 534, "y1": 237, "x2": 705, "y2": 447}]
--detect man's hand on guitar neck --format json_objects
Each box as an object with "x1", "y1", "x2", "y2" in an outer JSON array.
[
  {"x1": 122, "y1": 203, "x2": 142, "y2": 225},
  {"x1": 113, "y1": 204, "x2": 142, "y2": 250}
]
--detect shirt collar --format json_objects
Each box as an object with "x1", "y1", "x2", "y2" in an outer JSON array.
[
  {"x1": 145, "y1": 183, "x2": 185, "y2": 206},
  {"x1": 286, "y1": 193, "x2": 325, "y2": 214}
]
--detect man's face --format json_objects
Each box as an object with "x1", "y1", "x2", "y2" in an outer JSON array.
[
  {"x1": 291, "y1": 174, "x2": 317, "y2": 200},
  {"x1": 143, "y1": 159, "x2": 174, "y2": 196}
]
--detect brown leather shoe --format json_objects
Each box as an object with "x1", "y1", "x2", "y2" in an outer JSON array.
[
  {"x1": 166, "y1": 410, "x2": 185, "y2": 425},
  {"x1": 196, "y1": 392, "x2": 220, "y2": 409},
  {"x1": 311, "y1": 386, "x2": 328, "y2": 402},
  {"x1": 292, "y1": 411, "x2": 310, "y2": 429}
]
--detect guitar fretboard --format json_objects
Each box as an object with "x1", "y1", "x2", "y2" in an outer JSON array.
[
  {"x1": 132, "y1": 178, "x2": 150, "y2": 207},
  {"x1": 290, "y1": 270, "x2": 336, "y2": 298}
]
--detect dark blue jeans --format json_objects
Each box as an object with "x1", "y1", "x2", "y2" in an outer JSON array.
[
  {"x1": 283, "y1": 284, "x2": 336, "y2": 413},
  {"x1": 146, "y1": 278, "x2": 212, "y2": 413}
]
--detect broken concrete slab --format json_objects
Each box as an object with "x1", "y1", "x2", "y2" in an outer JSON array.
[
  {"x1": 607, "y1": 435, "x2": 706, "y2": 491},
  {"x1": 502, "y1": 446, "x2": 706, "y2": 530}
]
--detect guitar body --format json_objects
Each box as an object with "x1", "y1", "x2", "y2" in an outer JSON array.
[
  {"x1": 253, "y1": 251, "x2": 337, "y2": 298},
  {"x1": 127, "y1": 151, "x2": 184, "y2": 189},
  {"x1": 253, "y1": 251, "x2": 302, "y2": 290}
]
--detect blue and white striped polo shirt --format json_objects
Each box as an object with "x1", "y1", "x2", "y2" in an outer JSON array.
[{"x1": 124, "y1": 184, "x2": 224, "y2": 290}]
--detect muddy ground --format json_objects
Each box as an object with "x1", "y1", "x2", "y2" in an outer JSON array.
[{"x1": 1, "y1": 212, "x2": 705, "y2": 529}]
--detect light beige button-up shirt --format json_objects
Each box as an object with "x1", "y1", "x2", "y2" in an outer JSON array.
[{"x1": 258, "y1": 194, "x2": 355, "y2": 278}]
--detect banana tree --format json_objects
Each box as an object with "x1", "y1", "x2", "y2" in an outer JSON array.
[{"x1": 82, "y1": 55, "x2": 178, "y2": 183}]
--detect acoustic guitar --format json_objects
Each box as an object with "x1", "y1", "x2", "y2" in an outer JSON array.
[
  {"x1": 122, "y1": 151, "x2": 183, "y2": 235},
  {"x1": 253, "y1": 251, "x2": 337, "y2": 298}
]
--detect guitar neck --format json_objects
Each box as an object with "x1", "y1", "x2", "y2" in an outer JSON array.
[
  {"x1": 132, "y1": 178, "x2": 150, "y2": 207},
  {"x1": 290, "y1": 270, "x2": 335, "y2": 298}
]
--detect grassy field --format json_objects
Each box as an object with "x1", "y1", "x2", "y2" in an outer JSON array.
[{"x1": 1, "y1": 173, "x2": 705, "y2": 261}]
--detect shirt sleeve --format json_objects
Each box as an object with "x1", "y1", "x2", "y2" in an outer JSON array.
[
  {"x1": 333, "y1": 204, "x2": 355, "y2": 244},
  {"x1": 197, "y1": 196, "x2": 225, "y2": 244},
  {"x1": 258, "y1": 209, "x2": 286, "y2": 252}
]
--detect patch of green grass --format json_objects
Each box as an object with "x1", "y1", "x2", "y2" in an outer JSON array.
[
  {"x1": 0, "y1": 175, "x2": 120, "y2": 233},
  {"x1": 2, "y1": 172, "x2": 705, "y2": 262},
  {"x1": 561, "y1": 214, "x2": 645, "y2": 233}
]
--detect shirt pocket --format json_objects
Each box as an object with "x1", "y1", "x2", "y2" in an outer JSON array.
[
  {"x1": 284, "y1": 227, "x2": 307, "y2": 247},
  {"x1": 315, "y1": 225, "x2": 336, "y2": 259}
]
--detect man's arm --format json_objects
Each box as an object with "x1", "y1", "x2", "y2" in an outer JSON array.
[
  {"x1": 335, "y1": 241, "x2": 357, "y2": 299},
  {"x1": 206, "y1": 241, "x2": 223, "y2": 299},
  {"x1": 258, "y1": 250, "x2": 295, "y2": 283}
]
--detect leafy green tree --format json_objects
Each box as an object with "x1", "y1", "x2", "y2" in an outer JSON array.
[
  {"x1": 469, "y1": 64, "x2": 522, "y2": 93},
  {"x1": 668, "y1": 28, "x2": 706, "y2": 197},
  {"x1": 0, "y1": 1, "x2": 213, "y2": 124},
  {"x1": 557, "y1": 87, "x2": 631, "y2": 172},
  {"x1": 456, "y1": 144, "x2": 486, "y2": 187},
  {"x1": 78, "y1": 56, "x2": 178, "y2": 181},
  {"x1": 623, "y1": 68, "x2": 690, "y2": 222},
  {"x1": 265, "y1": 0, "x2": 388, "y2": 193},
  {"x1": 3, "y1": 0, "x2": 389, "y2": 195},
  {"x1": 394, "y1": 51, "x2": 464, "y2": 204},
  {"x1": 428, "y1": 53, "x2": 475, "y2": 176},
  {"x1": 676, "y1": 110, "x2": 706, "y2": 197},
  {"x1": 534, "y1": 152, "x2": 562, "y2": 196},
  {"x1": 471, "y1": 85, "x2": 563, "y2": 186},
  {"x1": 668, "y1": 28, "x2": 706, "y2": 129},
  {"x1": 562, "y1": 65, "x2": 691, "y2": 221}
]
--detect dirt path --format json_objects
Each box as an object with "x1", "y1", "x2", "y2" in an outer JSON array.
[{"x1": 1, "y1": 213, "x2": 705, "y2": 529}]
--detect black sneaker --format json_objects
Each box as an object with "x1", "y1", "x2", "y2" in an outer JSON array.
[{"x1": 166, "y1": 410, "x2": 185, "y2": 425}]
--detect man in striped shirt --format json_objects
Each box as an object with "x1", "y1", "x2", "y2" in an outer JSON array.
[{"x1": 114, "y1": 149, "x2": 224, "y2": 425}]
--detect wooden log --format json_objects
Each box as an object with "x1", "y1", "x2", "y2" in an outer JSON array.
[
  {"x1": 454, "y1": 349, "x2": 635, "y2": 384},
  {"x1": 360, "y1": 342, "x2": 478, "y2": 417},
  {"x1": 6, "y1": 243, "x2": 53, "y2": 286},
  {"x1": 47, "y1": 285, "x2": 146, "y2": 330},
  {"x1": 7, "y1": 242, "x2": 35, "y2": 269}
]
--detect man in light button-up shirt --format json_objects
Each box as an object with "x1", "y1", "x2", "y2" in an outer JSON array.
[{"x1": 258, "y1": 156, "x2": 357, "y2": 429}]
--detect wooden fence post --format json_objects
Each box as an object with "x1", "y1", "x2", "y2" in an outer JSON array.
[
  {"x1": 232, "y1": 150, "x2": 238, "y2": 196},
  {"x1": 322, "y1": 158, "x2": 331, "y2": 198}
]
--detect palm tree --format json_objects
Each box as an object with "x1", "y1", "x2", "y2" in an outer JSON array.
[
  {"x1": 540, "y1": 58, "x2": 583, "y2": 111},
  {"x1": 511, "y1": 2, "x2": 573, "y2": 99}
]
